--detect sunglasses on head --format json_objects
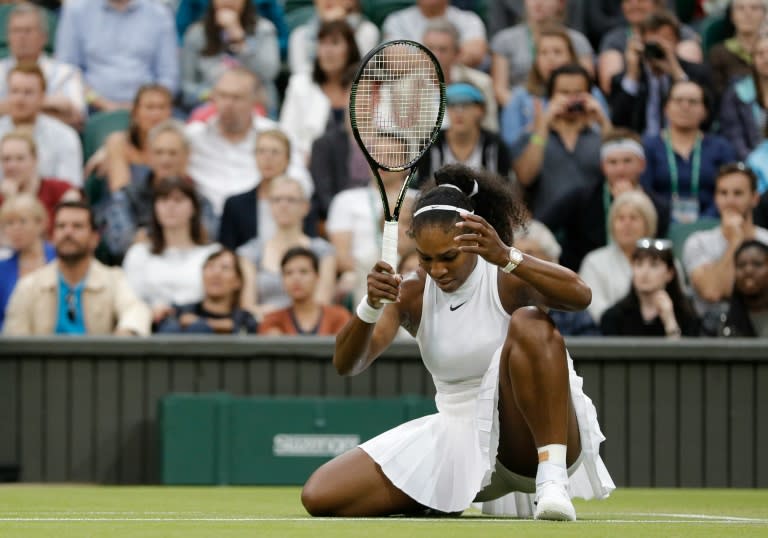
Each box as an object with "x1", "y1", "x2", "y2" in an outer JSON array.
[{"x1": 636, "y1": 238, "x2": 673, "y2": 252}]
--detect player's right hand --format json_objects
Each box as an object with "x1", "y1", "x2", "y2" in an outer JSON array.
[{"x1": 366, "y1": 261, "x2": 402, "y2": 307}]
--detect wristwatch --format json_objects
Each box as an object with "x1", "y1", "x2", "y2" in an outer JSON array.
[{"x1": 500, "y1": 247, "x2": 524, "y2": 273}]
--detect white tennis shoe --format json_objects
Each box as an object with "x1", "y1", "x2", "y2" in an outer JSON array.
[{"x1": 533, "y1": 480, "x2": 576, "y2": 521}]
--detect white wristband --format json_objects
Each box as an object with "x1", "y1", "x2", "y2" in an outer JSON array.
[{"x1": 356, "y1": 295, "x2": 383, "y2": 324}]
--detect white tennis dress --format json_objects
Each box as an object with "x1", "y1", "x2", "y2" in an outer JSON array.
[{"x1": 359, "y1": 257, "x2": 615, "y2": 516}]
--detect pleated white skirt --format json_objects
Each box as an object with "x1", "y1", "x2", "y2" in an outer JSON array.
[{"x1": 359, "y1": 347, "x2": 616, "y2": 516}]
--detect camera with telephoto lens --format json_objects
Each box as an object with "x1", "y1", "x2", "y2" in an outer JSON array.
[
  {"x1": 643, "y1": 41, "x2": 666, "y2": 60},
  {"x1": 566, "y1": 100, "x2": 585, "y2": 113}
]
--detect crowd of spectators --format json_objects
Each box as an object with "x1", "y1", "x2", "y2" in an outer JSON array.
[{"x1": 1, "y1": 0, "x2": 768, "y2": 339}]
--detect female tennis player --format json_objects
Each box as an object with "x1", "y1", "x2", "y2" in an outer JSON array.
[{"x1": 301, "y1": 163, "x2": 615, "y2": 519}]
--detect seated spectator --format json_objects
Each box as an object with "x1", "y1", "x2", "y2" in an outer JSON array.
[
  {"x1": 382, "y1": 0, "x2": 488, "y2": 69},
  {"x1": 683, "y1": 163, "x2": 768, "y2": 324},
  {"x1": 609, "y1": 9, "x2": 711, "y2": 137},
  {"x1": 238, "y1": 175, "x2": 335, "y2": 319},
  {"x1": 326, "y1": 136, "x2": 416, "y2": 307},
  {"x1": 280, "y1": 20, "x2": 360, "y2": 163},
  {"x1": 181, "y1": 0, "x2": 280, "y2": 114},
  {"x1": 601, "y1": 237, "x2": 700, "y2": 336},
  {"x1": 641, "y1": 80, "x2": 735, "y2": 223},
  {"x1": 186, "y1": 68, "x2": 311, "y2": 215},
  {"x1": 720, "y1": 34, "x2": 768, "y2": 161},
  {"x1": 308, "y1": 111, "x2": 371, "y2": 234},
  {"x1": 0, "y1": 194, "x2": 55, "y2": 329},
  {"x1": 122, "y1": 177, "x2": 220, "y2": 326},
  {"x1": 175, "y1": 0, "x2": 289, "y2": 59},
  {"x1": 422, "y1": 19, "x2": 497, "y2": 132},
  {"x1": 3, "y1": 200, "x2": 151, "y2": 335},
  {"x1": 580, "y1": 190, "x2": 659, "y2": 323},
  {"x1": 598, "y1": 0, "x2": 703, "y2": 95},
  {"x1": 288, "y1": 0, "x2": 378, "y2": 75},
  {"x1": 87, "y1": 84, "x2": 174, "y2": 194},
  {"x1": 0, "y1": 131, "x2": 81, "y2": 238},
  {"x1": 491, "y1": 0, "x2": 594, "y2": 105},
  {"x1": 54, "y1": 0, "x2": 178, "y2": 112},
  {"x1": 97, "y1": 120, "x2": 217, "y2": 263},
  {"x1": 219, "y1": 129, "x2": 315, "y2": 250},
  {"x1": 513, "y1": 219, "x2": 600, "y2": 336},
  {"x1": 511, "y1": 64, "x2": 609, "y2": 234},
  {"x1": 500, "y1": 23, "x2": 608, "y2": 149},
  {"x1": 0, "y1": 3, "x2": 85, "y2": 128},
  {"x1": 259, "y1": 246, "x2": 350, "y2": 335},
  {"x1": 557, "y1": 128, "x2": 671, "y2": 271},
  {"x1": 156, "y1": 247, "x2": 258, "y2": 334},
  {"x1": 415, "y1": 83, "x2": 511, "y2": 187},
  {"x1": 0, "y1": 64, "x2": 83, "y2": 187},
  {"x1": 708, "y1": 0, "x2": 766, "y2": 103},
  {"x1": 719, "y1": 239, "x2": 768, "y2": 336}
]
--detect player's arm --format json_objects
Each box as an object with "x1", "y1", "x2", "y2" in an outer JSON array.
[{"x1": 333, "y1": 262, "x2": 421, "y2": 377}]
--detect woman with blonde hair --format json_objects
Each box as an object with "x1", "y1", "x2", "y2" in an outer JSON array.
[
  {"x1": 238, "y1": 175, "x2": 335, "y2": 320},
  {"x1": 0, "y1": 194, "x2": 55, "y2": 328},
  {"x1": 578, "y1": 189, "x2": 659, "y2": 323}
]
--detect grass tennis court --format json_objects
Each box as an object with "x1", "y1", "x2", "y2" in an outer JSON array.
[{"x1": 1, "y1": 486, "x2": 767, "y2": 537}]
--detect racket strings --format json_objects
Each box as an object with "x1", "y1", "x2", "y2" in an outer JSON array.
[{"x1": 353, "y1": 43, "x2": 442, "y2": 170}]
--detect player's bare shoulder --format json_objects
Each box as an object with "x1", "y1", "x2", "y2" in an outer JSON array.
[{"x1": 397, "y1": 267, "x2": 426, "y2": 336}]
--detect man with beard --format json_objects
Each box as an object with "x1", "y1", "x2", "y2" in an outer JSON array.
[
  {"x1": 3, "y1": 201, "x2": 151, "y2": 335},
  {"x1": 683, "y1": 163, "x2": 768, "y2": 326}
]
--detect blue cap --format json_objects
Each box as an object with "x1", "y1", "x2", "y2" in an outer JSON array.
[{"x1": 446, "y1": 83, "x2": 485, "y2": 106}]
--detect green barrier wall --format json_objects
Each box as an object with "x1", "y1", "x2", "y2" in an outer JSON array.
[{"x1": 160, "y1": 395, "x2": 437, "y2": 485}]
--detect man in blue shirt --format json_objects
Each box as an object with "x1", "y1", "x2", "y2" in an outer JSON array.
[
  {"x1": 54, "y1": 0, "x2": 179, "y2": 112},
  {"x1": 3, "y1": 200, "x2": 151, "y2": 335}
]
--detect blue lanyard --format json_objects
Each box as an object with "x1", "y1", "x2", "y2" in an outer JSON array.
[{"x1": 662, "y1": 130, "x2": 702, "y2": 198}]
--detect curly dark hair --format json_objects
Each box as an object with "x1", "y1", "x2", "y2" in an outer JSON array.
[
  {"x1": 409, "y1": 164, "x2": 527, "y2": 245},
  {"x1": 202, "y1": 1, "x2": 257, "y2": 57}
]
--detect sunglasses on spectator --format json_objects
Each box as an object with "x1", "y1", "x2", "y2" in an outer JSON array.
[
  {"x1": 65, "y1": 290, "x2": 77, "y2": 323},
  {"x1": 636, "y1": 238, "x2": 673, "y2": 252}
]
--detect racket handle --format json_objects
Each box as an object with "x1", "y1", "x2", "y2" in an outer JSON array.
[{"x1": 380, "y1": 220, "x2": 399, "y2": 304}]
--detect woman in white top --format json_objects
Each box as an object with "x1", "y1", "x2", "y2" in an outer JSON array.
[
  {"x1": 301, "y1": 164, "x2": 614, "y2": 520},
  {"x1": 123, "y1": 177, "x2": 220, "y2": 325},
  {"x1": 578, "y1": 189, "x2": 659, "y2": 323},
  {"x1": 280, "y1": 19, "x2": 361, "y2": 163}
]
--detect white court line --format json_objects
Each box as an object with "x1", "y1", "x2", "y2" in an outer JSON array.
[{"x1": 0, "y1": 514, "x2": 768, "y2": 525}]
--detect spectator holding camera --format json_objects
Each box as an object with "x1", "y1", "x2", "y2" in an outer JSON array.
[
  {"x1": 609, "y1": 9, "x2": 711, "y2": 137},
  {"x1": 511, "y1": 64, "x2": 610, "y2": 234},
  {"x1": 597, "y1": 0, "x2": 703, "y2": 95}
]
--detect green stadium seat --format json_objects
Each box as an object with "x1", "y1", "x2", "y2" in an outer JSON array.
[
  {"x1": 667, "y1": 216, "x2": 720, "y2": 261},
  {"x1": 699, "y1": 13, "x2": 729, "y2": 55},
  {"x1": 284, "y1": 5, "x2": 315, "y2": 33},
  {"x1": 81, "y1": 109, "x2": 131, "y2": 163},
  {"x1": 674, "y1": 0, "x2": 697, "y2": 24},
  {"x1": 361, "y1": 0, "x2": 415, "y2": 29}
]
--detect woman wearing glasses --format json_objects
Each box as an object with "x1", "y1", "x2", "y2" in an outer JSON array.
[
  {"x1": 600, "y1": 238, "x2": 699, "y2": 337},
  {"x1": 237, "y1": 175, "x2": 336, "y2": 321}
]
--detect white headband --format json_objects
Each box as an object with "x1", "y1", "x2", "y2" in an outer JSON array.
[
  {"x1": 438, "y1": 180, "x2": 479, "y2": 198},
  {"x1": 600, "y1": 139, "x2": 645, "y2": 161},
  {"x1": 413, "y1": 204, "x2": 474, "y2": 218}
]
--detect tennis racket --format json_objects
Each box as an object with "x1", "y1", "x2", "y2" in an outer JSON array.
[{"x1": 349, "y1": 40, "x2": 445, "y2": 299}]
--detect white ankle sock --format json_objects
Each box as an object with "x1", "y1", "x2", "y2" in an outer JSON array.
[{"x1": 537, "y1": 444, "x2": 567, "y2": 467}]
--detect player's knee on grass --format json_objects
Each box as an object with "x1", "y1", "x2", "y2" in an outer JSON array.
[{"x1": 301, "y1": 472, "x2": 335, "y2": 517}]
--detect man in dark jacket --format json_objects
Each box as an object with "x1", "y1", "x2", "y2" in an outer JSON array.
[{"x1": 609, "y1": 9, "x2": 711, "y2": 136}]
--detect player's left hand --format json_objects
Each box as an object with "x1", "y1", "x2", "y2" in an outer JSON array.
[{"x1": 454, "y1": 212, "x2": 509, "y2": 268}]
